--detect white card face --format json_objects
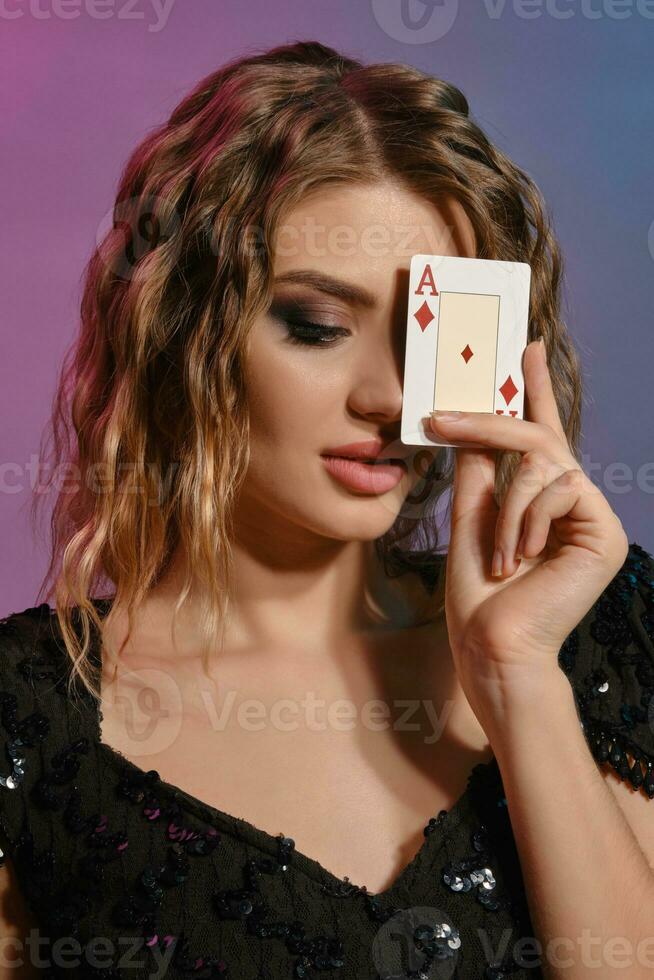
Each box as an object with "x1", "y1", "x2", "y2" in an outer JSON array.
[{"x1": 401, "y1": 255, "x2": 532, "y2": 447}]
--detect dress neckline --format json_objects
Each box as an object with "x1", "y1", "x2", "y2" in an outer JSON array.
[{"x1": 83, "y1": 596, "x2": 497, "y2": 902}]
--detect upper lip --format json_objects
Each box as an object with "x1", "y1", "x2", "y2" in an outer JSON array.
[{"x1": 321, "y1": 439, "x2": 407, "y2": 461}]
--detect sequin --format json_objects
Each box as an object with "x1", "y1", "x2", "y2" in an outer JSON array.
[
  {"x1": 413, "y1": 917, "x2": 462, "y2": 959},
  {"x1": 0, "y1": 737, "x2": 25, "y2": 789},
  {"x1": 0, "y1": 689, "x2": 49, "y2": 791},
  {"x1": 442, "y1": 825, "x2": 504, "y2": 913},
  {"x1": 0, "y1": 542, "x2": 653, "y2": 978},
  {"x1": 210, "y1": 833, "x2": 346, "y2": 974},
  {"x1": 570, "y1": 542, "x2": 654, "y2": 800},
  {"x1": 587, "y1": 724, "x2": 654, "y2": 797},
  {"x1": 423, "y1": 809, "x2": 448, "y2": 836}
]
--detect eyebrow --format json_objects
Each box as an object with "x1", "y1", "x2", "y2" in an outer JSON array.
[{"x1": 272, "y1": 270, "x2": 378, "y2": 310}]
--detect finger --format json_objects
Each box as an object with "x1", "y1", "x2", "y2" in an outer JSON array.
[
  {"x1": 429, "y1": 339, "x2": 572, "y2": 461},
  {"x1": 451, "y1": 446, "x2": 497, "y2": 528},
  {"x1": 429, "y1": 406, "x2": 571, "y2": 466},
  {"x1": 492, "y1": 451, "x2": 570, "y2": 577},
  {"x1": 444, "y1": 447, "x2": 500, "y2": 608},
  {"x1": 523, "y1": 338, "x2": 568, "y2": 439},
  {"x1": 515, "y1": 466, "x2": 616, "y2": 560},
  {"x1": 470, "y1": 469, "x2": 626, "y2": 655}
]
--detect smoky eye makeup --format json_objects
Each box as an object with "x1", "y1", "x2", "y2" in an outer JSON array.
[{"x1": 268, "y1": 296, "x2": 353, "y2": 349}]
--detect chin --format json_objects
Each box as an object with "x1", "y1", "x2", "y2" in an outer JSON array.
[
  {"x1": 243, "y1": 458, "x2": 415, "y2": 541},
  {"x1": 305, "y1": 488, "x2": 409, "y2": 542}
]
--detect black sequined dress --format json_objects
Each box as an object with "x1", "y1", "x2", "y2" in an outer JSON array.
[{"x1": 1, "y1": 543, "x2": 653, "y2": 979}]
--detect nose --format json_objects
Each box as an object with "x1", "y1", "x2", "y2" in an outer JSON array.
[{"x1": 346, "y1": 333, "x2": 404, "y2": 423}]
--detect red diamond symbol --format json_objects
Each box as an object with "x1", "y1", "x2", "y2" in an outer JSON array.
[
  {"x1": 499, "y1": 374, "x2": 518, "y2": 406},
  {"x1": 461, "y1": 344, "x2": 473, "y2": 363},
  {"x1": 414, "y1": 301, "x2": 434, "y2": 332}
]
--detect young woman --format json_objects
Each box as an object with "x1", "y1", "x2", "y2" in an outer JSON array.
[{"x1": 1, "y1": 39, "x2": 653, "y2": 980}]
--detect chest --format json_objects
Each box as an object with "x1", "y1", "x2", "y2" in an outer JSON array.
[{"x1": 98, "y1": 651, "x2": 493, "y2": 895}]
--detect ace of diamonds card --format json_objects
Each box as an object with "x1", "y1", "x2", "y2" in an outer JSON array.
[{"x1": 401, "y1": 254, "x2": 532, "y2": 447}]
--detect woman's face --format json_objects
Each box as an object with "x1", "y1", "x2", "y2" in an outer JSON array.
[{"x1": 240, "y1": 179, "x2": 477, "y2": 545}]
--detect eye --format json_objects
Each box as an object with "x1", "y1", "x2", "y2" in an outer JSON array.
[{"x1": 282, "y1": 319, "x2": 351, "y2": 348}]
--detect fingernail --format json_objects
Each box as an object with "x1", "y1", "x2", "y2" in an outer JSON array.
[
  {"x1": 431, "y1": 411, "x2": 463, "y2": 423},
  {"x1": 515, "y1": 532, "x2": 525, "y2": 559},
  {"x1": 491, "y1": 547, "x2": 503, "y2": 577}
]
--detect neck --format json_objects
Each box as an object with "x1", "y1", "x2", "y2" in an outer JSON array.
[{"x1": 103, "y1": 535, "x2": 446, "y2": 664}]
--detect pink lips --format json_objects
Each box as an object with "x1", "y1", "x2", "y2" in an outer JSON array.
[
  {"x1": 320, "y1": 440, "x2": 408, "y2": 494},
  {"x1": 321, "y1": 439, "x2": 397, "y2": 461},
  {"x1": 321, "y1": 455, "x2": 407, "y2": 493}
]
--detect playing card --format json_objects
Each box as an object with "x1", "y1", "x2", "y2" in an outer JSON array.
[{"x1": 401, "y1": 254, "x2": 532, "y2": 448}]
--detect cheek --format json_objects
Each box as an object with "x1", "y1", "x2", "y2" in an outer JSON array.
[{"x1": 246, "y1": 352, "x2": 337, "y2": 452}]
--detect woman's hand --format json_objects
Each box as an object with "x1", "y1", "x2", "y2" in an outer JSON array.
[{"x1": 429, "y1": 337, "x2": 629, "y2": 721}]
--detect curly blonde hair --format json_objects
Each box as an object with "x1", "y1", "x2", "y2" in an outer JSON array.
[{"x1": 31, "y1": 39, "x2": 582, "y2": 704}]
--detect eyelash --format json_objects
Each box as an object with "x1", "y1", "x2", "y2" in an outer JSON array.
[{"x1": 283, "y1": 319, "x2": 351, "y2": 348}]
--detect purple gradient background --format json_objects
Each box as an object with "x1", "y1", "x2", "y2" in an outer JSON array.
[{"x1": 2, "y1": 1, "x2": 653, "y2": 613}]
